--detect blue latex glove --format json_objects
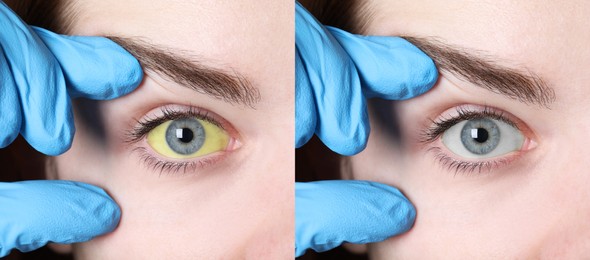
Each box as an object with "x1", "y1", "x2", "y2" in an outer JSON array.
[
  {"x1": 295, "y1": 2, "x2": 438, "y2": 156},
  {"x1": 295, "y1": 181, "x2": 416, "y2": 257},
  {"x1": 0, "y1": 2, "x2": 142, "y2": 257},
  {"x1": 0, "y1": 1, "x2": 142, "y2": 156},
  {"x1": 295, "y1": 2, "x2": 437, "y2": 257},
  {"x1": 0, "y1": 181, "x2": 121, "y2": 257}
]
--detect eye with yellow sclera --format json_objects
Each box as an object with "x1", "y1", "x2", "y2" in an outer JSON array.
[
  {"x1": 147, "y1": 117, "x2": 229, "y2": 159},
  {"x1": 126, "y1": 106, "x2": 238, "y2": 173}
]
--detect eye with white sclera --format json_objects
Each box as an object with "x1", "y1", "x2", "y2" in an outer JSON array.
[{"x1": 442, "y1": 117, "x2": 525, "y2": 159}]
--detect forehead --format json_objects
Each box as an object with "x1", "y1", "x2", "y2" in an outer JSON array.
[
  {"x1": 70, "y1": 0, "x2": 290, "y2": 95},
  {"x1": 367, "y1": 0, "x2": 590, "y2": 98}
]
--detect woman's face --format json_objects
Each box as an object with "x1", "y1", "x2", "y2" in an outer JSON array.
[
  {"x1": 51, "y1": 1, "x2": 293, "y2": 259},
  {"x1": 348, "y1": 0, "x2": 590, "y2": 258}
]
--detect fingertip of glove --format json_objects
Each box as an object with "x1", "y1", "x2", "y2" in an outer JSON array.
[
  {"x1": 26, "y1": 127, "x2": 74, "y2": 156},
  {"x1": 34, "y1": 142, "x2": 70, "y2": 157},
  {"x1": 87, "y1": 38, "x2": 144, "y2": 100},
  {"x1": 32, "y1": 115, "x2": 75, "y2": 156},
  {"x1": 393, "y1": 38, "x2": 439, "y2": 98},
  {"x1": 344, "y1": 35, "x2": 439, "y2": 100},
  {"x1": 295, "y1": 134, "x2": 312, "y2": 149},
  {"x1": 71, "y1": 182, "x2": 122, "y2": 234},
  {"x1": 376, "y1": 183, "x2": 417, "y2": 234},
  {"x1": 107, "y1": 54, "x2": 143, "y2": 99},
  {"x1": 0, "y1": 131, "x2": 19, "y2": 150},
  {"x1": 384, "y1": 41, "x2": 439, "y2": 99},
  {"x1": 322, "y1": 134, "x2": 367, "y2": 156},
  {"x1": 100, "y1": 190, "x2": 122, "y2": 233},
  {"x1": 393, "y1": 199, "x2": 417, "y2": 233},
  {"x1": 407, "y1": 52, "x2": 438, "y2": 97},
  {"x1": 98, "y1": 196, "x2": 122, "y2": 234},
  {"x1": 34, "y1": 30, "x2": 144, "y2": 100}
]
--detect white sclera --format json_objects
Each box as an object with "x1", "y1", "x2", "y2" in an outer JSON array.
[{"x1": 442, "y1": 118, "x2": 525, "y2": 159}]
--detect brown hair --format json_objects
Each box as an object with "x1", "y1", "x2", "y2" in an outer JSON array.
[
  {"x1": 298, "y1": 0, "x2": 373, "y2": 33},
  {"x1": 4, "y1": 0, "x2": 77, "y2": 33}
]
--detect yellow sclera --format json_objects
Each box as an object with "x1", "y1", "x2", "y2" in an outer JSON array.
[{"x1": 147, "y1": 118, "x2": 229, "y2": 159}]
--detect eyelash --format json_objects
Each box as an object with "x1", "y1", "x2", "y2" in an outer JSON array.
[
  {"x1": 420, "y1": 106, "x2": 523, "y2": 175},
  {"x1": 126, "y1": 106, "x2": 227, "y2": 174}
]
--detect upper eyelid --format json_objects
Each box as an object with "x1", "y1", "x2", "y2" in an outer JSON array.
[
  {"x1": 420, "y1": 105, "x2": 524, "y2": 144},
  {"x1": 125, "y1": 105, "x2": 227, "y2": 144}
]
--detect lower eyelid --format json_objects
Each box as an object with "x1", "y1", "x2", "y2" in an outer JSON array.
[
  {"x1": 131, "y1": 145, "x2": 231, "y2": 175},
  {"x1": 426, "y1": 146, "x2": 522, "y2": 175}
]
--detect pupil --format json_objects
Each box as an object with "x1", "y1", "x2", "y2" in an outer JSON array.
[
  {"x1": 178, "y1": 128, "x2": 194, "y2": 143},
  {"x1": 473, "y1": 128, "x2": 488, "y2": 143}
]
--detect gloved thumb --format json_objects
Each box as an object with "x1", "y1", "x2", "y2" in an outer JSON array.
[
  {"x1": 295, "y1": 180, "x2": 416, "y2": 257},
  {"x1": 0, "y1": 180, "x2": 121, "y2": 257}
]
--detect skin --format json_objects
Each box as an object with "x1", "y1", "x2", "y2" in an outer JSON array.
[
  {"x1": 346, "y1": 0, "x2": 590, "y2": 258},
  {"x1": 50, "y1": 1, "x2": 293, "y2": 259}
]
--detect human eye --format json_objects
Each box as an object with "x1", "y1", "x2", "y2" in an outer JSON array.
[
  {"x1": 421, "y1": 105, "x2": 537, "y2": 174},
  {"x1": 126, "y1": 105, "x2": 239, "y2": 173},
  {"x1": 147, "y1": 117, "x2": 228, "y2": 159}
]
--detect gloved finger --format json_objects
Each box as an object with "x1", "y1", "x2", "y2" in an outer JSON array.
[
  {"x1": 0, "y1": 50, "x2": 21, "y2": 148},
  {"x1": 0, "y1": 3, "x2": 74, "y2": 156},
  {"x1": 17, "y1": 64, "x2": 74, "y2": 156},
  {"x1": 295, "y1": 180, "x2": 416, "y2": 257},
  {"x1": 295, "y1": 49, "x2": 318, "y2": 148},
  {"x1": 328, "y1": 27, "x2": 438, "y2": 100},
  {"x1": 0, "y1": 180, "x2": 121, "y2": 257},
  {"x1": 296, "y1": 2, "x2": 369, "y2": 155},
  {"x1": 32, "y1": 27, "x2": 143, "y2": 100}
]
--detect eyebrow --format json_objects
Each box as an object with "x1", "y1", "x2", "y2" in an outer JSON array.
[
  {"x1": 403, "y1": 36, "x2": 556, "y2": 107},
  {"x1": 108, "y1": 36, "x2": 260, "y2": 107}
]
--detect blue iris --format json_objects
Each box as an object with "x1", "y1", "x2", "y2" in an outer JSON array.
[
  {"x1": 165, "y1": 118, "x2": 205, "y2": 155},
  {"x1": 460, "y1": 118, "x2": 500, "y2": 155}
]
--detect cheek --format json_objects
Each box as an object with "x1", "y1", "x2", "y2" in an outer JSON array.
[
  {"x1": 530, "y1": 136, "x2": 590, "y2": 258},
  {"x1": 356, "y1": 110, "x2": 590, "y2": 258},
  {"x1": 51, "y1": 102, "x2": 114, "y2": 186},
  {"x1": 55, "y1": 109, "x2": 292, "y2": 259},
  {"x1": 68, "y1": 150, "x2": 291, "y2": 259}
]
